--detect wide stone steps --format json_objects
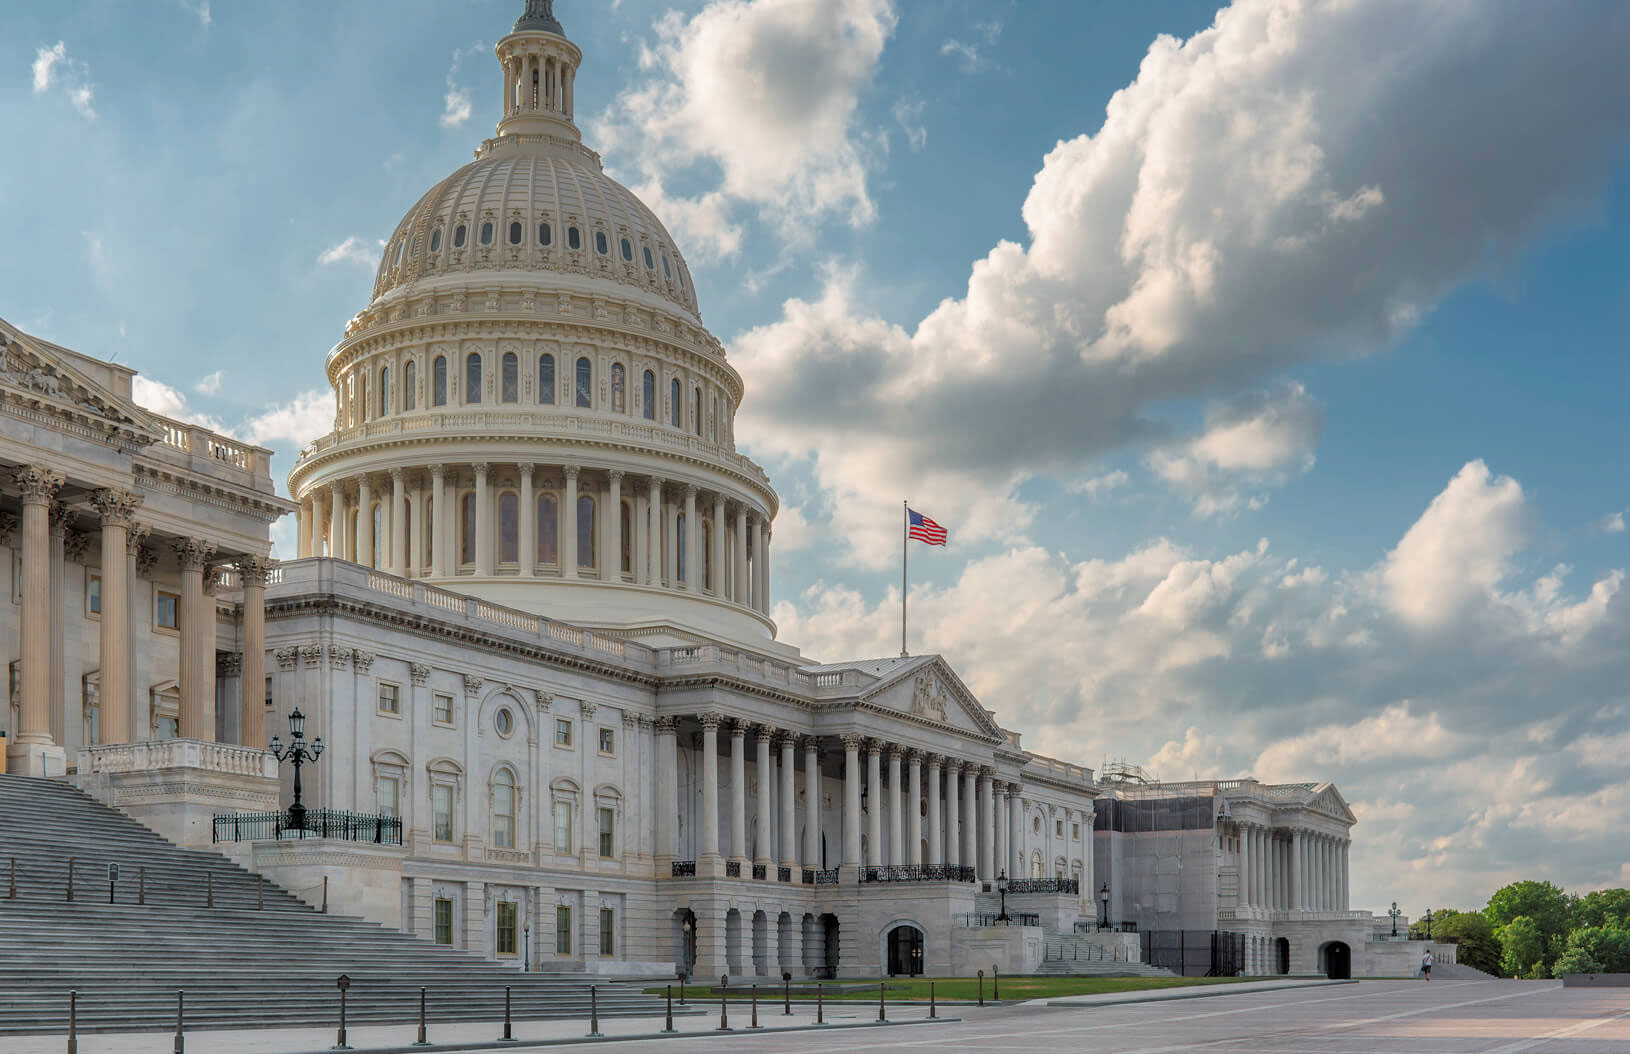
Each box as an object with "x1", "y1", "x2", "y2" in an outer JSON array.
[{"x1": 0, "y1": 774, "x2": 686, "y2": 1035}]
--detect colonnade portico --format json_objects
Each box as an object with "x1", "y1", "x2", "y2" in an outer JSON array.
[
  {"x1": 293, "y1": 461, "x2": 774, "y2": 616},
  {"x1": 1232, "y1": 821, "x2": 1352, "y2": 915}
]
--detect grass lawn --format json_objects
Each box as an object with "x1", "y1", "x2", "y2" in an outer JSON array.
[{"x1": 644, "y1": 975, "x2": 1255, "y2": 1002}]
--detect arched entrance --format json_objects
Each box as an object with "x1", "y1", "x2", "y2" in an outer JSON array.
[
  {"x1": 820, "y1": 913, "x2": 841, "y2": 978},
  {"x1": 1319, "y1": 941, "x2": 1351, "y2": 979},
  {"x1": 887, "y1": 926, "x2": 925, "y2": 976},
  {"x1": 1275, "y1": 937, "x2": 1290, "y2": 975}
]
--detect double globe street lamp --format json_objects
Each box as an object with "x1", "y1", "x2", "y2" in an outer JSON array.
[{"x1": 269, "y1": 707, "x2": 324, "y2": 833}]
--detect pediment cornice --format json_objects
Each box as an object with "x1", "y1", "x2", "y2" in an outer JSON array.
[{"x1": 0, "y1": 322, "x2": 166, "y2": 450}]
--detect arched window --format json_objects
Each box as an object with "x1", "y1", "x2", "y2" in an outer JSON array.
[
  {"x1": 662, "y1": 254, "x2": 672, "y2": 279},
  {"x1": 538, "y1": 222, "x2": 552, "y2": 246},
  {"x1": 693, "y1": 387, "x2": 702, "y2": 437},
  {"x1": 358, "y1": 374, "x2": 368, "y2": 423},
  {"x1": 676, "y1": 512, "x2": 687, "y2": 584},
  {"x1": 466, "y1": 353, "x2": 482, "y2": 404},
  {"x1": 508, "y1": 221, "x2": 522, "y2": 245},
  {"x1": 610, "y1": 363, "x2": 625, "y2": 413},
  {"x1": 539, "y1": 353, "x2": 555, "y2": 404},
  {"x1": 568, "y1": 226, "x2": 581, "y2": 250},
  {"x1": 479, "y1": 221, "x2": 494, "y2": 246},
  {"x1": 453, "y1": 224, "x2": 467, "y2": 249},
  {"x1": 711, "y1": 395, "x2": 719, "y2": 442},
  {"x1": 620, "y1": 501, "x2": 633, "y2": 575},
  {"x1": 501, "y1": 352, "x2": 518, "y2": 403},
  {"x1": 492, "y1": 768, "x2": 516, "y2": 849},
  {"x1": 702, "y1": 519, "x2": 712, "y2": 591},
  {"x1": 498, "y1": 492, "x2": 519, "y2": 564},
  {"x1": 574, "y1": 356, "x2": 592, "y2": 408},
  {"x1": 371, "y1": 504, "x2": 383, "y2": 568},
  {"x1": 577, "y1": 495, "x2": 596, "y2": 569},
  {"x1": 594, "y1": 231, "x2": 608, "y2": 255},
  {"x1": 460, "y1": 492, "x2": 476, "y2": 566},
  {"x1": 537, "y1": 494, "x2": 558, "y2": 565},
  {"x1": 423, "y1": 497, "x2": 433, "y2": 568},
  {"x1": 432, "y1": 356, "x2": 447, "y2": 406},
  {"x1": 620, "y1": 238, "x2": 633, "y2": 261},
  {"x1": 379, "y1": 366, "x2": 390, "y2": 417},
  {"x1": 643, "y1": 247, "x2": 655, "y2": 270},
  {"x1": 670, "y1": 379, "x2": 681, "y2": 427},
  {"x1": 642, "y1": 370, "x2": 656, "y2": 420},
  {"x1": 429, "y1": 228, "x2": 443, "y2": 254},
  {"x1": 1031, "y1": 850, "x2": 1044, "y2": 880},
  {"x1": 404, "y1": 360, "x2": 417, "y2": 411}
]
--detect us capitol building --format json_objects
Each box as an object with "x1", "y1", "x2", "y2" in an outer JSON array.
[{"x1": 0, "y1": 1, "x2": 1398, "y2": 981}]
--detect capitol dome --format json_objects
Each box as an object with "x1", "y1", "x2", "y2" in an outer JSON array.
[{"x1": 288, "y1": 0, "x2": 781, "y2": 647}]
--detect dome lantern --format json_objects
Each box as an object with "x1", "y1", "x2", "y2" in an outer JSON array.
[{"x1": 495, "y1": 0, "x2": 582, "y2": 143}]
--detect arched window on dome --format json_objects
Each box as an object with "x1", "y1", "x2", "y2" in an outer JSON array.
[
  {"x1": 610, "y1": 363, "x2": 625, "y2": 414},
  {"x1": 379, "y1": 366, "x2": 390, "y2": 418},
  {"x1": 574, "y1": 357, "x2": 592, "y2": 409},
  {"x1": 423, "y1": 497, "x2": 433, "y2": 568},
  {"x1": 466, "y1": 353, "x2": 482, "y2": 405},
  {"x1": 594, "y1": 231, "x2": 608, "y2": 255},
  {"x1": 568, "y1": 227, "x2": 582, "y2": 251},
  {"x1": 429, "y1": 228, "x2": 442, "y2": 254},
  {"x1": 711, "y1": 395, "x2": 719, "y2": 443},
  {"x1": 662, "y1": 254, "x2": 672, "y2": 280},
  {"x1": 453, "y1": 224, "x2": 467, "y2": 249},
  {"x1": 676, "y1": 512, "x2": 687, "y2": 585},
  {"x1": 702, "y1": 519, "x2": 713, "y2": 591},
  {"x1": 692, "y1": 387, "x2": 702, "y2": 437},
  {"x1": 433, "y1": 356, "x2": 447, "y2": 407},
  {"x1": 498, "y1": 492, "x2": 519, "y2": 565},
  {"x1": 669, "y1": 379, "x2": 681, "y2": 428},
  {"x1": 642, "y1": 371, "x2": 656, "y2": 420},
  {"x1": 370, "y1": 503, "x2": 383, "y2": 569},
  {"x1": 538, "y1": 354, "x2": 555, "y2": 405},
  {"x1": 501, "y1": 352, "x2": 518, "y2": 404},
  {"x1": 508, "y1": 222, "x2": 522, "y2": 246},
  {"x1": 395, "y1": 238, "x2": 407, "y2": 269},
  {"x1": 537, "y1": 493, "x2": 558, "y2": 566},
  {"x1": 539, "y1": 222, "x2": 552, "y2": 247},
  {"x1": 643, "y1": 247, "x2": 655, "y2": 270},
  {"x1": 480, "y1": 221, "x2": 494, "y2": 246},
  {"x1": 620, "y1": 238, "x2": 633, "y2": 262},
  {"x1": 620, "y1": 501, "x2": 633, "y2": 576},
  {"x1": 577, "y1": 496, "x2": 596, "y2": 570},
  {"x1": 358, "y1": 373, "x2": 369, "y2": 424},
  {"x1": 459, "y1": 492, "x2": 476, "y2": 567},
  {"x1": 404, "y1": 360, "x2": 417, "y2": 411}
]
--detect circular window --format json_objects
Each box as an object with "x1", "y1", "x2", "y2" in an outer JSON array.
[
  {"x1": 495, "y1": 708, "x2": 514, "y2": 737},
  {"x1": 1032, "y1": 816, "x2": 1041, "y2": 834}
]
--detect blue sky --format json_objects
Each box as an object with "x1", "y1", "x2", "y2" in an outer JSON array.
[{"x1": 5, "y1": 0, "x2": 1630, "y2": 913}]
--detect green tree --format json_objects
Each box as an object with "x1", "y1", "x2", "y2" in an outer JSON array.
[
  {"x1": 1552, "y1": 944, "x2": 1603, "y2": 978},
  {"x1": 1485, "y1": 880, "x2": 1573, "y2": 936},
  {"x1": 1573, "y1": 889, "x2": 1630, "y2": 930},
  {"x1": 1498, "y1": 915, "x2": 1548, "y2": 979},
  {"x1": 1553, "y1": 924, "x2": 1630, "y2": 974},
  {"x1": 1412, "y1": 910, "x2": 1500, "y2": 976}
]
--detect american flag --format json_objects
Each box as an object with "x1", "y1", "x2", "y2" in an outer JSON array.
[{"x1": 907, "y1": 508, "x2": 948, "y2": 546}]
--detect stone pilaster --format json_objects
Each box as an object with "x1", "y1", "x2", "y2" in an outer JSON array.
[{"x1": 10, "y1": 465, "x2": 65, "y2": 776}]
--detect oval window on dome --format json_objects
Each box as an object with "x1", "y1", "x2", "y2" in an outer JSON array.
[
  {"x1": 568, "y1": 226, "x2": 582, "y2": 251},
  {"x1": 508, "y1": 222, "x2": 522, "y2": 245},
  {"x1": 620, "y1": 238, "x2": 633, "y2": 262},
  {"x1": 643, "y1": 247, "x2": 655, "y2": 270},
  {"x1": 453, "y1": 225, "x2": 467, "y2": 249},
  {"x1": 429, "y1": 228, "x2": 443, "y2": 253},
  {"x1": 480, "y1": 222, "x2": 494, "y2": 246},
  {"x1": 594, "y1": 231, "x2": 608, "y2": 255},
  {"x1": 539, "y1": 222, "x2": 552, "y2": 246},
  {"x1": 662, "y1": 254, "x2": 672, "y2": 279}
]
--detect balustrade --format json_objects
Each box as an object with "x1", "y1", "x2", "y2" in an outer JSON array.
[
  {"x1": 670, "y1": 860, "x2": 696, "y2": 878},
  {"x1": 860, "y1": 865, "x2": 977, "y2": 884},
  {"x1": 211, "y1": 809, "x2": 402, "y2": 845}
]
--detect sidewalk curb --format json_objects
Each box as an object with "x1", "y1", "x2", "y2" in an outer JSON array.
[{"x1": 1042, "y1": 978, "x2": 1356, "y2": 1009}]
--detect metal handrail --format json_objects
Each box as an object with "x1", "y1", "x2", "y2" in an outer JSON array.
[{"x1": 211, "y1": 810, "x2": 402, "y2": 845}]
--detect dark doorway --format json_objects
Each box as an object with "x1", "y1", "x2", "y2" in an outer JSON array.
[
  {"x1": 674, "y1": 909, "x2": 697, "y2": 975},
  {"x1": 821, "y1": 913, "x2": 841, "y2": 978},
  {"x1": 1321, "y1": 941, "x2": 1351, "y2": 979},
  {"x1": 887, "y1": 926, "x2": 925, "y2": 976},
  {"x1": 1275, "y1": 937, "x2": 1290, "y2": 975}
]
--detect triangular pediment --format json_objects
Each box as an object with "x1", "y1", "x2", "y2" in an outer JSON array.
[
  {"x1": 0, "y1": 318, "x2": 165, "y2": 445},
  {"x1": 857, "y1": 655, "x2": 1006, "y2": 741},
  {"x1": 1309, "y1": 782, "x2": 1358, "y2": 825}
]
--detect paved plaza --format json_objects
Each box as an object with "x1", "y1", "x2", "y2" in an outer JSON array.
[{"x1": 10, "y1": 979, "x2": 1630, "y2": 1054}]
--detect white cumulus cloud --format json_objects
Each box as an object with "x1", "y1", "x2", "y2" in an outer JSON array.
[
  {"x1": 32, "y1": 41, "x2": 96, "y2": 118},
  {"x1": 194, "y1": 370, "x2": 224, "y2": 396},
  {"x1": 318, "y1": 236, "x2": 385, "y2": 269},
  {"x1": 242, "y1": 390, "x2": 337, "y2": 448},
  {"x1": 439, "y1": 43, "x2": 485, "y2": 129}
]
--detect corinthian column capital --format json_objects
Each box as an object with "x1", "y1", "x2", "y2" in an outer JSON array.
[
  {"x1": 172, "y1": 537, "x2": 217, "y2": 571},
  {"x1": 90, "y1": 488, "x2": 143, "y2": 528},
  {"x1": 12, "y1": 464, "x2": 64, "y2": 505},
  {"x1": 237, "y1": 555, "x2": 277, "y2": 587}
]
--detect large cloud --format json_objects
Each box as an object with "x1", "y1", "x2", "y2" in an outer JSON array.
[
  {"x1": 774, "y1": 461, "x2": 1630, "y2": 908},
  {"x1": 732, "y1": 0, "x2": 1630, "y2": 566}
]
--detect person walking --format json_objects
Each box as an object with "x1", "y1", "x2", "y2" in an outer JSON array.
[{"x1": 1421, "y1": 948, "x2": 1433, "y2": 981}]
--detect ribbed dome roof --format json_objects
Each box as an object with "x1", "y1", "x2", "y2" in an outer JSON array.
[{"x1": 370, "y1": 140, "x2": 699, "y2": 318}]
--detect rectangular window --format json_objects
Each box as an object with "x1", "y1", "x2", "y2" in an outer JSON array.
[
  {"x1": 433, "y1": 899, "x2": 454, "y2": 945},
  {"x1": 85, "y1": 573, "x2": 102, "y2": 617},
  {"x1": 1073, "y1": 822, "x2": 1081, "y2": 840},
  {"x1": 377, "y1": 775, "x2": 400, "y2": 819},
  {"x1": 555, "y1": 906, "x2": 572, "y2": 955},
  {"x1": 378, "y1": 683, "x2": 400, "y2": 715},
  {"x1": 554, "y1": 718, "x2": 572, "y2": 747},
  {"x1": 497, "y1": 901, "x2": 517, "y2": 956},
  {"x1": 553, "y1": 801, "x2": 572, "y2": 854},
  {"x1": 1056, "y1": 819, "x2": 1064, "y2": 838},
  {"x1": 598, "y1": 727, "x2": 614, "y2": 755},
  {"x1": 433, "y1": 784, "x2": 454, "y2": 842},
  {"x1": 599, "y1": 908, "x2": 614, "y2": 956},
  {"x1": 155, "y1": 589, "x2": 180, "y2": 631},
  {"x1": 433, "y1": 692, "x2": 454, "y2": 726},
  {"x1": 264, "y1": 676, "x2": 274, "y2": 710},
  {"x1": 598, "y1": 806, "x2": 615, "y2": 859}
]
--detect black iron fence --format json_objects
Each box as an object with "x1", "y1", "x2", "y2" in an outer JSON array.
[
  {"x1": 1005, "y1": 878, "x2": 1079, "y2": 895},
  {"x1": 671, "y1": 860, "x2": 696, "y2": 877},
  {"x1": 211, "y1": 810, "x2": 402, "y2": 845},
  {"x1": 861, "y1": 865, "x2": 977, "y2": 884},
  {"x1": 1138, "y1": 930, "x2": 1243, "y2": 977},
  {"x1": 955, "y1": 911, "x2": 1040, "y2": 927},
  {"x1": 1075, "y1": 919, "x2": 1139, "y2": 934},
  {"x1": 813, "y1": 868, "x2": 840, "y2": 885},
  {"x1": 724, "y1": 861, "x2": 741, "y2": 878},
  {"x1": 751, "y1": 864, "x2": 767, "y2": 880}
]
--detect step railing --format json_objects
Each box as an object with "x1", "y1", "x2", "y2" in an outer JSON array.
[
  {"x1": 1005, "y1": 878, "x2": 1079, "y2": 895},
  {"x1": 211, "y1": 809, "x2": 403, "y2": 845},
  {"x1": 955, "y1": 911, "x2": 1040, "y2": 928}
]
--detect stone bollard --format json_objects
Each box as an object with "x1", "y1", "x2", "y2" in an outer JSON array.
[
  {"x1": 412, "y1": 987, "x2": 429, "y2": 1047},
  {"x1": 978, "y1": 970, "x2": 985, "y2": 1007},
  {"x1": 173, "y1": 990, "x2": 184, "y2": 1054},
  {"x1": 750, "y1": 985, "x2": 760, "y2": 1029},
  {"x1": 67, "y1": 990, "x2": 78, "y2": 1054},
  {"x1": 587, "y1": 985, "x2": 603, "y2": 1039},
  {"x1": 718, "y1": 974, "x2": 730, "y2": 1031},
  {"x1": 878, "y1": 981, "x2": 886, "y2": 1022},
  {"x1": 816, "y1": 983, "x2": 824, "y2": 1025},
  {"x1": 663, "y1": 985, "x2": 676, "y2": 1034}
]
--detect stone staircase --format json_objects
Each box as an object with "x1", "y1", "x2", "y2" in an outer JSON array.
[
  {"x1": 0, "y1": 774, "x2": 691, "y2": 1035},
  {"x1": 971, "y1": 894, "x2": 1175, "y2": 978}
]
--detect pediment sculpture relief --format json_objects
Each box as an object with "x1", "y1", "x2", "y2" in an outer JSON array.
[{"x1": 910, "y1": 673, "x2": 948, "y2": 722}]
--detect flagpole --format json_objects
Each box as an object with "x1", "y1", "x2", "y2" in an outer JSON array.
[{"x1": 901, "y1": 500, "x2": 909, "y2": 657}]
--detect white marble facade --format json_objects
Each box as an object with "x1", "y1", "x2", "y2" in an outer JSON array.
[{"x1": 0, "y1": 0, "x2": 1381, "y2": 980}]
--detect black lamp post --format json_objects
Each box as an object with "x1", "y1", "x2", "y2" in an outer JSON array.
[
  {"x1": 269, "y1": 707, "x2": 324, "y2": 833},
  {"x1": 996, "y1": 870, "x2": 1009, "y2": 922},
  {"x1": 860, "y1": 783, "x2": 869, "y2": 814},
  {"x1": 1389, "y1": 901, "x2": 1401, "y2": 937},
  {"x1": 1099, "y1": 882, "x2": 1110, "y2": 931},
  {"x1": 1423, "y1": 908, "x2": 1433, "y2": 941},
  {"x1": 523, "y1": 922, "x2": 531, "y2": 972}
]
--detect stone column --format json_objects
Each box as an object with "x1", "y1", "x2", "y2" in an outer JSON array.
[
  {"x1": 390, "y1": 469, "x2": 407, "y2": 576},
  {"x1": 654, "y1": 717, "x2": 677, "y2": 865},
  {"x1": 1341, "y1": 840, "x2": 1350, "y2": 910},
  {"x1": 173, "y1": 538, "x2": 216, "y2": 741},
  {"x1": 1290, "y1": 829, "x2": 1303, "y2": 912},
  {"x1": 429, "y1": 465, "x2": 447, "y2": 576},
  {"x1": 699, "y1": 713, "x2": 721, "y2": 866},
  {"x1": 328, "y1": 483, "x2": 344, "y2": 560},
  {"x1": 734, "y1": 506, "x2": 748, "y2": 604},
  {"x1": 710, "y1": 493, "x2": 726, "y2": 595},
  {"x1": 89, "y1": 489, "x2": 141, "y2": 744},
  {"x1": 729, "y1": 719, "x2": 748, "y2": 865},
  {"x1": 751, "y1": 515, "x2": 766, "y2": 612},
  {"x1": 779, "y1": 733, "x2": 797, "y2": 868},
  {"x1": 646, "y1": 478, "x2": 663, "y2": 586},
  {"x1": 308, "y1": 490, "x2": 324, "y2": 557},
  {"x1": 10, "y1": 467, "x2": 64, "y2": 773},
  {"x1": 606, "y1": 471, "x2": 623, "y2": 581},
  {"x1": 518, "y1": 464, "x2": 536, "y2": 576},
  {"x1": 563, "y1": 465, "x2": 579, "y2": 578},
  {"x1": 1325, "y1": 837, "x2": 1335, "y2": 912},
  {"x1": 803, "y1": 739, "x2": 820, "y2": 868},
  {"x1": 943, "y1": 760, "x2": 960, "y2": 867},
  {"x1": 992, "y1": 782, "x2": 1005, "y2": 878},
  {"x1": 295, "y1": 499, "x2": 309, "y2": 558},
  {"x1": 473, "y1": 463, "x2": 492, "y2": 575},
  {"x1": 979, "y1": 769, "x2": 995, "y2": 882},
  {"x1": 682, "y1": 485, "x2": 698, "y2": 591},
  {"x1": 238, "y1": 556, "x2": 273, "y2": 748},
  {"x1": 202, "y1": 569, "x2": 222, "y2": 739},
  {"x1": 906, "y1": 750, "x2": 923, "y2": 867},
  {"x1": 408, "y1": 475, "x2": 425, "y2": 576},
  {"x1": 963, "y1": 765, "x2": 980, "y2": 880},
  {"x1": 842, "y1": 734, "x2": 863, "y2": 867},
  {"x1": 1009, "y1": 788, "x2": 1024, "y2": 879},
  {"x1": 759, "y1": 525, "x2": 771, "y2": 611},
  {"x1": 755, "y1": 725, "x2": 773, "y2": 868},
  {"x1": 1238, "y1": 826, "x2": 1252, "y2": 910},
  {"x1": 885, "y1": 745, "x2": 902, "y2": 865},
  {"x1": 863, "y1": 740, "x2": 882, "y2": 867},
  {"x1": 1260, "y1": 827, "x2": 1271, "y2": 910},
  {"x1": 356, "y1": 474, "x2": 374, "y2": 567},
  {"x1": 925, "y1": 755, "x2": 942, "y2": 866}
]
